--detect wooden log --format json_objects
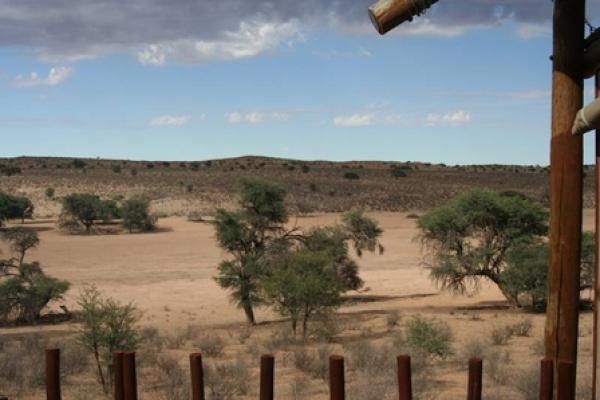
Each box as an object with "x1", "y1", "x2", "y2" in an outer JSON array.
[
  {"x1": 368, "y1": 0, "x2": 439, "y2": 35},
  {"x1": 544, "y1": 1, "x2": 585, "y2": 399}
]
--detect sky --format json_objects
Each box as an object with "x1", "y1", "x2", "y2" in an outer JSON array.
[{"x1": 0, "y1": 1, "x2": 599, "y2": 165}]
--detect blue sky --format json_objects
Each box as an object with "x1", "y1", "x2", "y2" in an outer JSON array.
[{"x1": 0, "y1": 1, "x2": 599, "y2": 165}]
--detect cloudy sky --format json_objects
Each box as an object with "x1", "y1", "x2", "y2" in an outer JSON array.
[{"x1": 1, "y1": 1, "x2": 599, "y2": 165}]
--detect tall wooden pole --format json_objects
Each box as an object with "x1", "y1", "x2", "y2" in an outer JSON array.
[
  {"x1": 544, "y1": 1, "x2": 585, "y2": 399},
  {"x1": 594, "y1": 71, "x2": 600, "y2": 400}
]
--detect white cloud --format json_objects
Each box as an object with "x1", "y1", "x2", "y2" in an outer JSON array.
[
  {"x1": 516, "y1": 23, "x2": 551, "y2": 39},
  {"x1": 14, "y1": 66, "x2": 74, "y2": 87},
  {"x1": 333, "y1": 113, "x2": 375, "y2": 127},
  {"x1": 426, "y1": 110, "x2": 471, "y2": 126},
  {"x1": 226, "y1": 111, "x2": 289, "y2": 124},
  {"x1": 138, "y1": 20, "x2": 302, "y2": 65},
  {"x1": 150, "y1": 115, "x2": 191, "y2": 126}
]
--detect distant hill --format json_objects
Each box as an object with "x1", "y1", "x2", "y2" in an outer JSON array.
[{"x1": 0, "y1": 156, "x2": 594, "y2": 217}]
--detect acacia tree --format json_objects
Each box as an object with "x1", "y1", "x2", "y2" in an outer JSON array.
[
  {"x1": 61, "y1": 193, "x2": 119, "y2": 233},
  {"x1": 264, "y1": 250, "x2": 343, "y2": 336},
  {"x1": 213, "y1": 179, "x2": 384, "y2": 325},
  {"x1": 0, "y1": 228, "x2": 69, "y2": 323},
  {"x1": 417, "y1": 189, "x2": 548, "y2": 302},
  {"x1": 0, "y1": 192, "x2": 33, "y2": 226}
]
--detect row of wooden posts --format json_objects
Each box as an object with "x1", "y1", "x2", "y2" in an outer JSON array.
[{"x1": 6, "y1": 349, "x2": 576, "y2": 400}]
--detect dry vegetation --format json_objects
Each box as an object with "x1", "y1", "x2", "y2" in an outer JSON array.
[
  {"x1": 0, "y1": 155, "x2": 594, "y2": 218},
  {"x1": 0, "y1": 156, "x2": 595, "y2": 399}
]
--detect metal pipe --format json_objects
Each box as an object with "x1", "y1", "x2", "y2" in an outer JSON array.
[
  {"x1": 190, "y1": 353, "x2": 205, "y2": 400},
  {"x1": 539, "y1": 359, "x2": 554, "y2": 400},
  {"x1": 466, "y1": 358, "x2": 482, "y2": 400},
  {"x1": 329, "y1": 355, "x2": 345, "y2": 400},
  {"x1": 259, "y1": 354, "x2": 275, "y2": 400},
  {"x1": 572, "y1": 97, "x2": 600, "y2": 135},
  {"x1": 114, "y1": 351, "x2": 125, "y2": 400},
  {"x1": 123, "y1": 352, "x2": 138, "y2": 400}
]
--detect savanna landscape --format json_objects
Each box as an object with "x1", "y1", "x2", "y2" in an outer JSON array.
[{"x1": 0, "y1": 156, "x2": 595, "y2": 399}]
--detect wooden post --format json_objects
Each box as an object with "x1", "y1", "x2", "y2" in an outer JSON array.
[
  {"x1": 45, "y1": 349, "x2": 61, "y2": 400},
  {"x1": 123, "y1": 352, "x2": 138, "y2": 400},
  {"x1": 190, "y1": 353, "x2": 205, "y2": 400},
  {"x1": 595, "y1": 71, "x2": 600, "y2": 400},
  {"x1": 259, "y1": 354, "x2": 275, "y2": 400},
  {"x1": 114, "y1": 351, "x2": 125, "y2": 400},
  {"x1": 539, "y1": 359, "x2": 554, "y2": 400},
  {"x1": 329, "y1": 355, "x2": 345, "y2": 400},
  {"x1": 466, "y1": 358, "x2": 482, "y2": 400},
  {"x1": 545, "y1": 1, "x2": 585, "y2": 399},
  {"x1": 397, "y1": 355, "x2": 412, "y2": 400}
]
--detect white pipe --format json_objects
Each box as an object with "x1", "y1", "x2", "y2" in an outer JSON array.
[{"x1": 572, "y1": 97, "x2": 600, "y2": 135}]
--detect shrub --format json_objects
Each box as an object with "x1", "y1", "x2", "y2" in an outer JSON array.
[
  {"x1": 111, "y1": 165, "x2": 122, "y2": 174},
  {"x1": 343, "y1": 171, "x2": 360, "y2": 180},
  {"x1": 45, "y1": 187, "x2": 55, "y2": 199},
  {"x1": 205, "y1": 357, "x2": 250, "y2": 399},
  {"x1": 0, "y1": 164, "x2": 22, "y2": 176},
  {"x1": 486, "y1": 350, "x2": 513, "y2": 385},
  {"x1": 405, "y1": 316, "x2": 453, "y2": 359},
  {"x1": 386, "y1": 311, "x2": 401, "y2": 329},
  {"x1": 76, "y1": 286, "x2": 141, "y2": 393},
  {"x1": 491, "y1": 325, "x2": 514, "y2": 346},
  {"x1": 510, "y1": 318, "x2": 533, "y2": 337},
  {"x1": 156, "y1": 356, "x2": 189, "y2": 400},
  {"x1": 71, "y1": 159, "x2": 86, "y2": 169},
  {"x1": 121, "y1": 196, "x2": 156, "y2": 233},
  {"x1": 460, "y1": 337, "x2": 487, "y2": 361},
  {"x1": 0, "y1": 193, "x2": 33, "y2": 225},
  {"x1": 196, "y1": 335, "x2": 225, "y2": 357},
  {"x1": 390, "y1": 166, "x2": 407, "y2": 178},
  {"x1": 292, "y1": 345, "x2": 331, "y2": 381}
]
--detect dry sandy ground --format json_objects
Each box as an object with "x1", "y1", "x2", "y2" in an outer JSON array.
[{"x1": 0, "y1": 211, "x2": 595, "y2": 399}]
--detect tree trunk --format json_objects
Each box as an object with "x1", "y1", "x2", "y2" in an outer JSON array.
[
  {"x1": 94, "y1": 346, "x2": 107, "y2": 393},
  {"x1": 242, "y1": 300, "x2": 256, "y2": 325}
]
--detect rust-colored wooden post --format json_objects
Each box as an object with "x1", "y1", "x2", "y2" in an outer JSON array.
[
  {"x1": 190, "y1": 353, "x2": 205, "y2": 400},
  {"x1": 397, "y1": 355, "x2": 412, "y2": 400},
  {"x1": 45, "y1": 348, "x2": 61, "y2": 400},
  {"x1": 0, "y1": 395, "x2": 7, "y2": 400},
  {"x1": 594, "y1": 71, "x2": 600, "y2": 400},
  {"x1": 539, "y1": 359, "x2": 554, "y2": 400},
  {"x1": 123, "y1": 352, "x2": 138, "y2": 400},
  {"x1": 113, "y1": 351, "x2": 125, "y2": 400},
  {"x1": 466, "y1": 358, "x2": 482, "y2": 400},
  {"x1": 557, "y1": 361, "x2": 575, "y2": 400},
  {"x1": 329, "y1": 355, "x2": 345, "y2": 400},
  {"x1": 545, "y1": 0, "x2": 585, "y2": 399},
  {"x1": 260, "y1": 354, "x2": 275, "y2": 400}
]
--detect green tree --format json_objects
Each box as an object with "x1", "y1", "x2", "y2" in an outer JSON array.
[
  {"x1": 264, "y1": 250, "x2": 343, "y2": 336},
  {"x1": 77, "y1": 286, "x2": 141, "y2": 393},
  {"x1": 502, "y1": 232, "x2": 595, "y2": 311},
  {"x1": 61, "y1": 193, "x2": 118, "y2": 233},
  {"x1": 213, "y1": 179, "x2": 288, "y2": 324},
  {"x1": 213, "y1": 179, "x2": 384, "y2": 325},
  {"x1": 0, "y1": 192, "x2": 33, "y2": 226},
  {"x1": 0, "y1": 229, "x2": 69, "y2": 324},
  {"x1": 390, "y1": 166, "x2": 408, "y2": 178},
  {"x1": 121, "y1": 196, "x2": 156, "y2": 233},
  {"x1": 417, "y1": 190, "x2": 548, "y2": 302}
]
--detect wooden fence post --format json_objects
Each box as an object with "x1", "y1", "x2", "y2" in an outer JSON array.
[
  {"x1": 329, "y1": 355, "x2": 345, "y2": 400},
  {"x1": 114, "y1": 351, "x2": 125, "y2": 400},
  {"x1": 557, "y1": 361, "x2": 575, "y2": 400},
  {"x1": 397, "y1": 355, "x2": 412, "y2": 400},
  {"x1": 260, "y1": 354, "x2": 275, "y2": 400},
  {"x1": 539, "y1": 359, "x2": 554, "y2": 400},
  {"x1": 190, "y1": 353, "x2": 205, "y2": 400},
  {"x1": 45, "y1": 348, "x2": 61, "y2": 400},
  {"x1": 466, "y1": 358, "x2": 482, "y2": 400},
  {"x1": 123, "y1": 352, "x2": 138, "y2": 400}
]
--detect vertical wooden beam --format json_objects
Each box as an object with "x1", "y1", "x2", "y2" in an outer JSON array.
[
  {"x1": 539, "y1": 359, "x2": 554, "y2": 400},
  {"x1": 594, "y1": 71, "x2": 600, "y2": 400},
  {"x1": 329, "y1": 355, "x2": 345, "y2": 400},
  {"x1": 466, "y1": 358, "x2": 482, "y2": 400},
  {"x1": 190, "y1": 353, "x2": 205, "y2": 400},
  {"x1": 259, "y1": 354, "x2": 275, "y2": 400},
  {"x1": 397, "y1": 355, "x2": 412, "y2": 400},
  {"x1": 45, "y1": 349, "x2": 61, "y2": 400},
  {"x1": 545, "y1": 0, "x2": 585, "y2": 399},
  {"x1": 114, "y1": 351, "x2": 125, "y2": 400},
  {"x1": 123, "y1": 352, "x2": 138, "y2": 400}
]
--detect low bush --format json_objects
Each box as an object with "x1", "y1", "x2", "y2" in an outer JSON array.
[
  {"x1": 405, "y1": 316, "x2": 453, "y2": 359},
  {"x1": 490, "y1": 325, "x2": 514, "y2": 346},
  {"x1": 196, "y1": 335, "x2": 225, "y2": 357},
  {"x1": 205, "y1": 357, "x2": 250, "y2": 399}
]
